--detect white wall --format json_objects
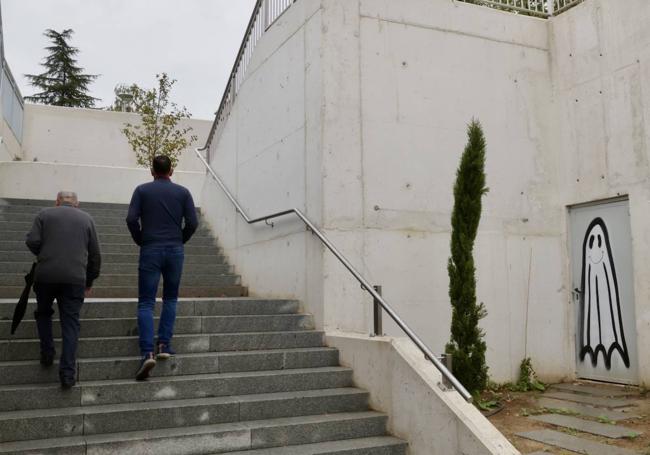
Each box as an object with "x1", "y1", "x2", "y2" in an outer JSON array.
[
  {"x1": 22, "y1": 103, "x2": 209, "y2": 172},
  {"x1": 0, "y1": 104, "x2": 209, "y2": 203},
  {"x1": 201, "y1": 0, "x2": 326, "y2": 324},
  {"x1": 0, "y1": 161, "x2": 204, "y2": 204},
  {"x1": 327, "y1": 333, "x2": 519, "y2": 455},
  {"x1": 201, "y1": 0, "x2": 650, "y2": 386},
  {"x1": 549, "y1": 0, "x2": 650, "y2": 384},
  {"x1": 316, "y1": 0, "x2": 565, "y2": 384}
]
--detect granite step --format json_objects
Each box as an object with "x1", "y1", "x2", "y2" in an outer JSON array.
[
  {"x1": 224, "y1": 436, "x2": 407, "y2": 455},
  {"x1": 0, "y1": 230, "x2": 217, "y2": 245},
  {"x1": 0, "y1": 204, "x2": 206, "y2": 221},
  {"x1": 0, "y1": 251, "x2": 228, "y2": 264},
  {"x1": 0, "y1": 221, "x2": 213, "y2": 236},
  {"x1": 529, "y1": 414, "x2": 642, "y2": 439},
  {"x1": 0, "y1": 198, "x2": 131, "y2": 210},
  {"x1": 0, "y1": 366, "x2": 352, "y2": 411},
  {"x1": 0, "y1": 330, "x2": 324, "y2": 361},
  {"x1": 0, "y1": 273, "x2": 240, "y2": 288},
  {"x1": 0, "y1": 240, "x2": 220, "y2": 255},
  {"x1": 0, "y1": 388, "x2": 369, "y2": 442},
  {"x1": 0, "y1": 412, "x2": 392, "y2": 455},
  {"x1": 1, "y1": 213, "x2": 211, "y2": 225},
  {"x1": 516, "y1": 429, "x2": 636, "y2": 455},
  {"x1": 1, "y1": 314, "x2": 314, "y2": 340},
  {"x1": 0, "y1": 284, "x2": 247, "y2": 299},
  {"x1": 0, "y1": 205, "x2": 139, "y2": 217},
  {"x1": 0, "y1": 347, "x2": 340, "y2": 385},
  {"x1": 0, "y1": 261, "x2": 232, "y2": 275},
  {"x1": 0, "y1": 298, "x2": 300, "y2": 319}
]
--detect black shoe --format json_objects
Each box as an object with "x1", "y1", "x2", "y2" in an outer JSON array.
[
  {"x1": 60, "y1": 378, "x2": 75, "y2": 390},
  {"x1": 135, "y1": 353, "x2": 156, "y2": 381},
  {"x1": 40, "y1": 351, "x2": 55, "y2": 367}
]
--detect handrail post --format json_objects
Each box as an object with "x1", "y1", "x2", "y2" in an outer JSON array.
[
  {"x1": 440, "y1": 353, "x2": 453, "y2": 389},
  {"x1": 372, "y1": 285, "x2": 383, "y2": 337}
]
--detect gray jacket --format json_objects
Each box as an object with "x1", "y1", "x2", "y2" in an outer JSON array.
[{"x1": 25, "y1": 204, "x2": 101, "y2": 287}]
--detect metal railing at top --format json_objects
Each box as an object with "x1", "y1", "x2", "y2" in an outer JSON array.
[
  {"x1": 206, "y1": 0, "x2": 297, "y2": 161},
  {"x1": 456, "y1": 0, "x2": 584, "y2": 17},
  {"x1": 194, "y1": 147, "x2": 473, "y2": 402},
  {"x1": 0, "y1": 59, "x2": 24, "y2": 142}
]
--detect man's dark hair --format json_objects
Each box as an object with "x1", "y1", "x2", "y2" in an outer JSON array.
[{"x1": 152, "y1": 155, "x2": 172, "y2": 175}]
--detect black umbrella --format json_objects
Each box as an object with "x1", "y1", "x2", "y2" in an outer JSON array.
[{"x1": 11, "y1": 263, "x2": 36, "y2": 335}]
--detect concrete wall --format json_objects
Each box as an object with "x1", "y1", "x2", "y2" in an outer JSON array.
[
  {"x1": 22, "y1": 104, "x2": 209, "y2": 172},
  {"x1": 327, "y1": 333, "x2": 519, "y2": 455},
  {"x1": 201, "y1": 0, "x2": 326, "y2": 325},
  {"x1": 318, "y1": 0, "x2": 563, "y2": 384},
  {"x1": 0, "y1": 161, "x2": 204, "y2": 204},
  {"x1": 549, "y1": 0, "x2": 650, "y2": 384},
  {"x1": 0, "y1": 104, "x2": 209, "y2": 203},
  {"x1": 201, "y1": 0, "x2": 650, "y2": 386}
]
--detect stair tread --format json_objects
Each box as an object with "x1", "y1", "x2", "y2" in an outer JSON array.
[
  {"x1": 224, "y1": 436, "x2": 407, "y2": 454},
  {"x1": 0, "y1": 297, "x2": 295, "y2": 303},
  {"x1": 0, "y1": 346, "x2": 338, "y2": 367},
  {"x1": 2, "y1": 313, "x2": 309, "y2": 323},
  {"x1": 0, "y1": 329, "x2": 322, "y2": 343},
  {"x1": 0, "y1": 412, "x2": 389, "y2": 453},
  {"x1": 0, "y1": 387, "x2": 367, "y2": 419},
  {"x1": 0, "y1": 366, "x2": 350, "y2": 391}
]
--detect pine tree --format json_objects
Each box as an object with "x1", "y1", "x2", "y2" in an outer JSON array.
[
  {"x1": 446, "y1": 119, "x2": 489, "y2": 396},
  {"x1": 25, "y1": 29, "x2": 99, "y2": 108}
]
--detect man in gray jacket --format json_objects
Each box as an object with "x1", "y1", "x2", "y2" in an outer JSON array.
[{"x1": 26, "y1": 191, "x2": 101, "y2": 389}]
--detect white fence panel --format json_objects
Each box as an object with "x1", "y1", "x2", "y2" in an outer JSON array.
[{"x1": 1, "y1": 62, "x2": 24, "y2": 142}]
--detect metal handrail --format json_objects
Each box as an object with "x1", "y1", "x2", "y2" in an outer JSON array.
[{"x1": 194, "y1": 147, "x2": 473, "y2": 402}]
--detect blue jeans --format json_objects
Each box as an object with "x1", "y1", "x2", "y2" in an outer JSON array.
[
  {"x1": 33, "y1": 282, "x2": 85, "y2": 381},
  {"x1": 137, "y1": 245, "x2": 184, "y2": 355}
]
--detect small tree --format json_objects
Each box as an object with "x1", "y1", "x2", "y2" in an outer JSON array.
[
  {"x1": 122, "y1": 73, "x2": 197, "y2": 168},
  {"x1": 25, "y1": 29, "x2": 99, "y2": 107},
  {"x1": 446, "y1": 119, "x2": 489, "y2": 396}
]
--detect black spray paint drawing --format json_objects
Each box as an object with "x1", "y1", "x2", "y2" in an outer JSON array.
[{"x1": 579, "y1": 217, "x2": 630, "y2": 369}]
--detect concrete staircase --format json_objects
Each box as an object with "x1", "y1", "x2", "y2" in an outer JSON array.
[
  {"x1": 0, "y1": 198, "x2": 247, "y2": 298},
  {"x1": 0, "y1": 199, "x2": 407, "y2": 454}
]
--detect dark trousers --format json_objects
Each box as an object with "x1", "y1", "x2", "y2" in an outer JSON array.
[
  {"x1": 138, "y1": 245, "x2": 184, "y2": 355},
  {"x1": 33, "y1": 282, "x2": 85, "y2": 381}
]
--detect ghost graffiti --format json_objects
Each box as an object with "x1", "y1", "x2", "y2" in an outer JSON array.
[{"x1": 579, "y1": 217, "x2": 630, "y2": 369}]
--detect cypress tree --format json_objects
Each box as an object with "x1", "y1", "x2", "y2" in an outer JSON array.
[
  {"x1": 445, "y1": 119, "x2": 489, "y2": 396},
  {"x1": 25, "y1": 29, "x2": 99, "y2": 108}
]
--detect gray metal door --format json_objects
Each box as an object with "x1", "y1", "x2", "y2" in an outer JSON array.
[{"x1": 569, "y1": 199, "x2": 638, "y2": 384}]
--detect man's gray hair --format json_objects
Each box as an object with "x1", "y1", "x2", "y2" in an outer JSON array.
[{"x1": 57, "y1": 191, "x2": 78, "y2": 205}]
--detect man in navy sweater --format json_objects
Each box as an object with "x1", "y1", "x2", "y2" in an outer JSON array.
[{"x1": 126, "y1": 155, "x2": 198, "y2": 380}]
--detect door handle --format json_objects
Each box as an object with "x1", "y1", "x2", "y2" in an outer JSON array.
[{"x1": 572, "y1": 288, "x2": 582, "y2": 301}]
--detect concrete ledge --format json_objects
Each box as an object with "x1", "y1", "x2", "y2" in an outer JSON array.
[
  {"x1": 0, "y1": 161, "x2": 205, "y2": 203},
  {"x1": 325, "y1": 332, "x2": 519, "y2": 455}
]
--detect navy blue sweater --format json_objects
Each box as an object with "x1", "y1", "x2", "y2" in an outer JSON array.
[{"x1": 126, "y1": 178, "x2": 198, "y2": 247}]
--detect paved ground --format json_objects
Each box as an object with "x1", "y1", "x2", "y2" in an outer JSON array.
[{"x1": 486, "y1": 381, "x2": 650, "y2": 454}]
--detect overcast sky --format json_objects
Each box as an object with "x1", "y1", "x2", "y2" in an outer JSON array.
[{"x1": 2, "y1": 0, "x2": 256, "y2": 119}]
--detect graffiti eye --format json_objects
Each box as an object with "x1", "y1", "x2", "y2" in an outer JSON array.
[
  {"x1": 589, "y1": 235, "x2": 595, "y2": 249},
  {"x1": 598, "y1": 235, "x2": 602, "y2": 248}
]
